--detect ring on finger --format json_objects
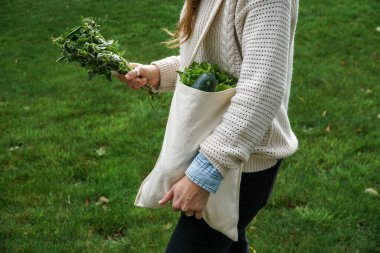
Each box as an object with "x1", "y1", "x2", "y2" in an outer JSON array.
[{"x1": 184, "y1": 211, "x2": 194, "y2": 217}]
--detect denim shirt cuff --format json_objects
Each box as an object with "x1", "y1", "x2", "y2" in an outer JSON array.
[{"x1": 185, "y1": 152, "x2": 223, "y2": 193}]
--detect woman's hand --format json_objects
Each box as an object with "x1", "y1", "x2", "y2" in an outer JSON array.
[
  {"x1": 159, "y1": 176, "x2": 210, "y2": 220},
  {"x1": 113, "y1": 63, "x2": 160, "y2": 91}
]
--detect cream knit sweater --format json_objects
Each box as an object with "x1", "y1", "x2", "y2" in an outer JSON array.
[{"x1": 152, "y1": 0, "x2": 299, "y2": 175}]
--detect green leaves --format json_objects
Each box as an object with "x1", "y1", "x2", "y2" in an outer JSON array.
[
  {"x1": 53, "y1": 17, "x2": 157, "y2": 99},
  {"x1": 177, "y1": 62, "x2": 237, "y2": 92},
  {"x1": 53, "y1": 17, "x2": 132, "y2": 79}
]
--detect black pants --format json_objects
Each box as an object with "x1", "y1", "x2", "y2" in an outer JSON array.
[{"x1": 165, "y1": 160, "x2": 282, "y2": 253}]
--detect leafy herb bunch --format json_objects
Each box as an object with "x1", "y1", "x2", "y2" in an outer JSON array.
[
  {"x1": 177, "y1": 62, "x2": 237, "y2": 92},
  {"x1": 53, "y1": 17, "x2": 156, "y2": 98}
]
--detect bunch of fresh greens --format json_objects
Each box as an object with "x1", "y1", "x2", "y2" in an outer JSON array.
[
  {"x1": 53, "y1": 17, "x2": 157, "y2": 98},
  {"x1": 177, "y1": 62, "x2": 237, "y2": 92}
]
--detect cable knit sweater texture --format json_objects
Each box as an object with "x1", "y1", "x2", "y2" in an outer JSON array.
[{"x1": 152, "y1": 0, "x2": 299, "y2": 176}]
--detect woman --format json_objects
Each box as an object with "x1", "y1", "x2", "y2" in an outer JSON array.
[{"x1": 116, "y1": 0, "x2": 299, "y2": 251}]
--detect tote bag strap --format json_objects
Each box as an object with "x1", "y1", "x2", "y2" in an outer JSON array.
[{"x1": 187, "y1": 0, "x2": 224, "y2": 67}]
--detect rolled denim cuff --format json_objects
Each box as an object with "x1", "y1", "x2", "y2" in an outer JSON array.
[{"x1": 185, "y1": 152, "x2": 223, "y2": 193}]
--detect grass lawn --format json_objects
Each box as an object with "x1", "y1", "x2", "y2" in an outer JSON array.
[{"x1": 0, "y1": 0, "x2": 379, "y2": 252}]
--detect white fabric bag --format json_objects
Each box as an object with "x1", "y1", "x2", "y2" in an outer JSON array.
[{"x1": 134, "y1": 0, "x2": 243, "y2": 241}]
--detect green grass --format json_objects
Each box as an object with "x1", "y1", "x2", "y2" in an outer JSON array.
[{"x1": 0, "y1": 0, "x2": 379, "y2": 252}]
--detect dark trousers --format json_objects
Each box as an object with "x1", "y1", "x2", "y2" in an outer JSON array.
[{"x1": 165, "y1": 160, "x2": 282, "y2": 253}]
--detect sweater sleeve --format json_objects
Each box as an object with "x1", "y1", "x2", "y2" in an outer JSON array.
[
  {"x1": 151, "y1": 55, "x2": 180, "y2": 93},
  {"x1": 199, "y1": 0, "x2": 292, "y2": 176}
]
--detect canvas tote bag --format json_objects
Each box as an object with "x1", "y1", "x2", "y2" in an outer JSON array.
[{"x1": 135, "y1": 0, "x2": 243, "y2": 241}]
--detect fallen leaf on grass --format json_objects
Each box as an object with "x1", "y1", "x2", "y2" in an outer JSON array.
[
  {"x1": 96, "y1": 147, "x2": 107, "y2": 156},
  {"x1": 376, "y1": 26, "x2": 380, "y2": 32},
  {"x1": 9, "y1": 146, "x2": 21, "y2": 151},
  {"x1": 325, "y1": 124, "x2": 331, "y2": 133},
  {"x1": 301, "y1": 126, "x2": 314, "y2": 134},
  {"x1": 99, "y1": 196, "x2": 110, "y2": 204},
  {"x1": 360, "y1": 88, "x2": 373, "y2": 94},
  {"x1": 163, "y1": 222, "x2": 173, "y2": 230},
  {"x1": 96, "y1": 196, "x2": 109, "y2": 209},
  {"x1": 297, "y1": 96, "x2": 305, "y2": 103},
  {"x1": 364, "y1": 188, "x2": 379, "y2": 197},
  {"x1": 108, "y1": 226, "x2": 125, "y2": 241},
  {"x1": 322, "y1": 110, "x2": 327, "y2": 117},
  {"x1": 249, "y1": 245, "x2": 257, "y2": 253}
]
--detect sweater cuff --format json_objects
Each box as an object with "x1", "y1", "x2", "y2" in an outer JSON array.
[{"x1": 150, "y1": 56, "x2": 180, "y2": 93}]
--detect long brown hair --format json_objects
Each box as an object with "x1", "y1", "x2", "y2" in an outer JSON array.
[{"x1": 163, "y1": 0, "x2": 201, "y2": 48}]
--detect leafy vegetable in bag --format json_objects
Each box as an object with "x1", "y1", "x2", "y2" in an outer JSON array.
[
  {"x1": 177, "y1": 62, "x2": 237, "y2": 92},
  {"x1": 53, "y1": 17, "x2": 157, "y2": 99}
]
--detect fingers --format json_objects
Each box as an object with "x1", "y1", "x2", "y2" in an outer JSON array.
[
  {"x1": 125, "y1": 66, "x2": 146, "y2": 80},
  {"x1": 126, "y1": 66, "x2": 144, "y2": 79},
  {"x1": 125, "y1": 68, "x2": 139, "y2": 80},
  {"x1": 159, "y1": 176, "x2": 207, "y2": 218},
  {"x1": 124, "y1": 75, "x2": 147, "y2": 90},
  {"x1": 114, "y1": 63, "x2": 147, "y2": 90},
  {"x1": 195, "y1": 211, "x2": 203, "y2": 220},
  {"x1": 182, "y1": 211, "x2": 203, "y2": 219},
  {"x1": 159, "y1": 188, "x2": 174, "y2": 205},
  {"x1": 130, "y1": 77, "x2": 147, "y2": 90},
  {"x1": 123, "y1": 67, "x2": 148, "y2": 90}
]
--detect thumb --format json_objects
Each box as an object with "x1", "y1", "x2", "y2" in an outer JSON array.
[
  {"x1": 126, "y1": 66, "x2": 147, "y2": 81},
  {"x1": 159, "y1": 188, "x2": 174, "y2": 205},
  {"x1": 135, "y1": 65, "x2": 149, "y2": 78},
  {"x1": 125, "y1": 63, "x2": 142, "y2": 80}
]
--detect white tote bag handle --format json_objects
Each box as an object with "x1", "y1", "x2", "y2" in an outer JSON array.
[{"x1": 187, "y1": 0, "x2": 224, "y2": 67}]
